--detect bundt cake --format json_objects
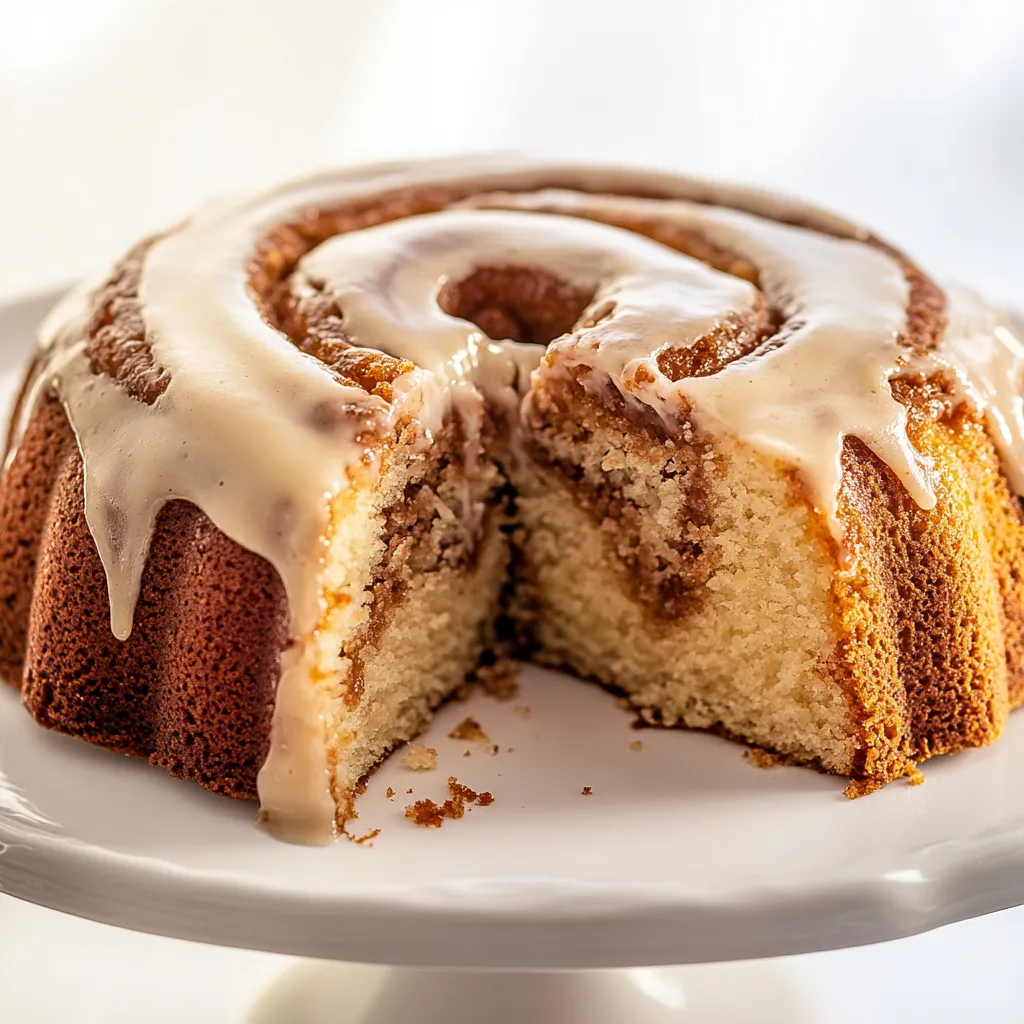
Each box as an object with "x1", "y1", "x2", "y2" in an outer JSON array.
[{"x1": 3, "y1": 155, "x2": 1024, "y2": 843}]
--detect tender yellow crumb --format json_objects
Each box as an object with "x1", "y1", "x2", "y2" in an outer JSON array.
[
  {"x1": 629, "y1": 740, "x2": 643, "y2": 752},
  {"x1": 401, "y1": 744, "x2": 438, "y2": 771}
]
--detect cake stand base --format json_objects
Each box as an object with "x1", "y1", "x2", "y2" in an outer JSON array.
[{"x1": 248, "y1": 961, "x2": 821, "y2": 1023}]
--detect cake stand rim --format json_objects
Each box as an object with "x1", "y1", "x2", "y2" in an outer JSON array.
[{"x1": 2, "y1": 801, "x2": 1024, "y2": 967}]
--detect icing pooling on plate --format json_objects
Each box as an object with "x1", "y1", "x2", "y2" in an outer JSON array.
[{"x1": 16, "y1": 155, "x2": 1024, "y2": 842}]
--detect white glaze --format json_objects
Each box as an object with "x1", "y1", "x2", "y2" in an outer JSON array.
[
  {"x1": 297, "y1": 207, "x2": 756, "y2": 417},
  {"x1": 17, "y1": 156, "x2": 1024, "y2": 842},
  {"x1": 936, "y1": 284, "x2": 1024, "y2": 495},
  {"x1": 461, "y1": 190, "x2": 929, "y2": 529}
]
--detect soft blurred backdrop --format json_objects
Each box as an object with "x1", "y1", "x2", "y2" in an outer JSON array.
[
  {"x1": 2, "y1": 1, "x2": 1024, "y2": 1020},
  {"x1": 2, "y1": 0, "x2": 1024, "y2": 304}
]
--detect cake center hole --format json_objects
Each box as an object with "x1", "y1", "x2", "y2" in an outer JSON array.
[{"x1": 438, "y1": 265, "x2": 594, "y2": 346}]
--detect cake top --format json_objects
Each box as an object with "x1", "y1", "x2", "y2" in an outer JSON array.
[{"x1": 14, "y1": 155, "x2": 1024, "y2": 841}]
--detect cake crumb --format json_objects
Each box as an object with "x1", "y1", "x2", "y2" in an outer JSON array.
[
  {"x1": 906, "y1": 765, "x2": 925, "y2": 787},
  {"x1": 844, "y1": 777, "x2": 884, "y2": 799},
  {"x1": 449, "y1": 716, "x2": 495, "y2": 751},
  {"x1": 406, "y1": 788, "x2": 413, "y2": 794},
  {"x1": 629, "y1": 740, "x2": 643, "y2": 753},
  {"x1": 455, "y1": 659, "x2": 521, "y2": 702},
  {"x1": 450, "y1": 716, "x2": 488, "y2": 742},
  {"x1": 491, "y1": 744, "x2": 499, "y2": 756},
  {"x1": 581, "y1": 786, "x2": 593, "y2": 796},
  {"x1": 385, "y1": 786, "x2": 395, "y2": 799},
  {"x1": 463, "y1": 750, "x2": 471, "y2": 757},
  {"x1": 514, "y1": 706, "x2": 531, "y2": 720},
  {"x1": 404, "y1": 799, "x2": 446, "y2": 827},
  {"x1": 341, "y1": 826, "x2": 381, "y2": 847},
  {"x1": 744, "y1": 747, "x2": 784, "y2": 769},
  {"x1": 506, "y1": 747, "x2": 514, "y2": 753},
  {"x1": 401, "y1": 744, "x2": 438, "y2": 771},
  {"x1": 473, "y1": 658, "x2": 521, "y2": 700},
  {"x1": 404, "y1": 776, "x2": 495, "y2": 828}
]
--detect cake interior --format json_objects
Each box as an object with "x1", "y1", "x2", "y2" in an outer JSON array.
[
  {"x1": 313, "y1": 274, "x2": 860, "y2": 826},
  {"x1": 308, "y1": 420, "x2": 510, "y2": 822},
  {"x1": 515, "y1": 385, "x2": 855, "y2": 774}
]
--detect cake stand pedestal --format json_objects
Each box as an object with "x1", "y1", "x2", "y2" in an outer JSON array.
[
  {"x1": 249, "y1": 961, "x2": 819, "y2": 1023},
  {"x1": 3, "y1": 665, "x2": 1024, "y2": 1022}
]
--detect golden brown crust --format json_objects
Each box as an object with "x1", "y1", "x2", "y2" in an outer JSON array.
[
  {"x1": 833, "y1": 413, "x2": 1010, "y2": 783},
  {"x1": 0, "y1": 393, "x2": 284, "y2": 798}
]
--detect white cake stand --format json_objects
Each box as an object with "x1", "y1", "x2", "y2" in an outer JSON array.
[
  {"x1": 3, "y1": 665, "x2": 1024, "y2": 1023},
  {"x1": 3, "y1": 293, "x2": 1024, "y2": 1022}
]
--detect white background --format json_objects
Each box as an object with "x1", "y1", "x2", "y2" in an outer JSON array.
[
  {"x1": 2, "y1": 0, "x2": 1024, "y2": 305},
  {"x1": 1, "y1": 0, "x2": 1024, "y2": 1019}
]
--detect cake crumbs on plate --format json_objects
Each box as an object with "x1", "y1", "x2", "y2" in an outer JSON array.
[
  {"x1": 404, "y1": 776, "x2": 495, "y2": 827},
  {"x1": 340, "y1": 826, "x2": 381, "y2": 847},
  {"x1": 629, "y1": 740, "x2": 643, "y2": 752},
  {"x1": 581, "y1": 786, "x2": 593, "y2": 796},
  {"x1": 463, "y1": 750, "x2": 471, "y2": 757},
  {"x1": 514, "y1": 706, "x2": 531, "y2": 720},
  {"x1": 401, "y1": 744, "x2": 438, "y2": 770},
  {"x1": 449, "y1": 716, "x2": 495, "y2": 752},
  {"x1": 449, "y1": 716, "x2": 488, "y2": 742},
  {"x1": 385, "y1": 786, "x2": 395, "y2": 799}
]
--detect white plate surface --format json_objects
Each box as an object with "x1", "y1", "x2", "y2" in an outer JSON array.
[{"x1": 2, "y1": 292, "x2": 1024, "y2": 969}]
